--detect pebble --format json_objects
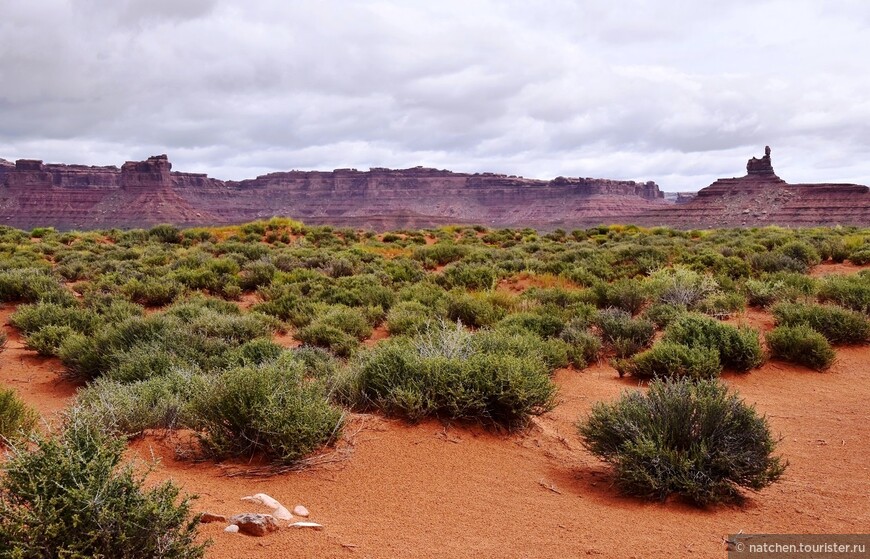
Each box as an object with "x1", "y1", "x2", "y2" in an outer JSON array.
[{"x1": 293, "y1": 505, "x2": 310, "y2": 517}]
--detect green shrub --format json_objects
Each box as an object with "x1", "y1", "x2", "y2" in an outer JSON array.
[
  {"x1": 0, "y1": 268, "x2": 75, "y2": 305},
  {"x1": 10, "y1": 302, "x2": 100, "y2": 335},
  {"x1": 437, "y1": 263, "x2": 499, "y2": 290},
  {"x1": 578, "y1": 378, "x2": 785, "y2": 505},
  {"x1": 24, "y1": 324, "x2": 77, "y2": 356},
  {"x1": 340, "y1": 323, "x2": 556, "y2": 428},
  {"x1": 73, "y1": 373, "x2": 203, "y2": 436},
  {"x1": 766, "y1": 325, "x2": 835, "y2": 372},
  {"x1": 386, "y1": 300, "x2": 437, "y2": 335},
  {"x1": 771, "y1": 302, "x2": 870, "y2": 345},
  {"x1": 0, "y1": 388, "x2": 37, "y2": 445},
  {"x1": 0, "y1": 419, "x2": 206, "y2": 558},
  {"x1": 189, "y1": 361, "x2": 343, "y2": 464},
  {"x1": 591, "y1": 279, "x2": 649, "y2": 315},
  {"x1": 818, "y1": 274, "x2": 870, "y2": 314},
  {"x1": 496, "y1": 311, "x2": 565, "y2": 339},
  {"x1": 778, "y1": 241, "x2": 821, "y2": 267},
  {"x1": 697, "y1": 292, "x2": 745, "y2": 318},
  {"x1": 750, "y1": 252, "x2": 807, "y2": 274},
  {"x1": 560, "y1": 321, "x2": 602, "y2": 368},
  {"x1": 295, "y1": 322, "x2": 360, "y2": 357},
  {"x1": 446, "y1": 291, "x2": 506, "y2": 327},
  {"x1": 122, "y1": 277, "x2": 185, "y2": 306},
  {"x1": 615, "y1": 342, "x2": 721, "y2": 380},
  {"x1": 664, "y1": 314, "x2": 765, "y2": 372},
  {"x1": 745, "y1": 279, "x2": 784, "y2": 308},
  {"x1": 642, "y1": 303, "x2": 686, "y2": 328},
  {"x1": 649, "y1": 267, "x2": 718, "y2": 309},
  {"x1": 595, "y1": 308, "x2": 655, "y2": 358},
  {"x1": 848, "y1": 248, "x2": 870, "y2": 265},
  {"x1": 148, "y1": 223, "x2": 183, "y2": 243}
]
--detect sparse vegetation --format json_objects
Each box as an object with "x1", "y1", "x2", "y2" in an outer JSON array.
[
  {"x1": 579, "y1": 378, "x2": 785, "y2": 505},
  {"x1": 766, "y1": 325, "x2": 836, "y2": 371},
  {"x1": 0, "y1": 418, "x2": 206, "y2": 558}
]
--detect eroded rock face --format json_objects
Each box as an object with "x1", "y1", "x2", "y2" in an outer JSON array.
[
  {"x1": 638, "y1": 148, "x2": 870, "y2": 228},
  {"x1": 0, "y1": 155, "x2": 667, "y2": 230}
]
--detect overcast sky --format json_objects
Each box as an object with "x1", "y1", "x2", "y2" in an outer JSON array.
[{"x1": 2, "y1": 0, "x2": 869, "y2": 191}]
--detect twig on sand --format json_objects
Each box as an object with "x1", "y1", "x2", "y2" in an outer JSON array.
[{"x1": 538, "y1": 479, "x2": 562, "y2": 495}]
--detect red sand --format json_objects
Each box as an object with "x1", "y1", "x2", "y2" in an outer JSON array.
[{"x1": 2, "y1": 300, "x2": 869, "y2": 558}]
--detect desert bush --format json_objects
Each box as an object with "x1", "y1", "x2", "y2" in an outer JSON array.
[
  {"x1": 122, "y1": 276, "x2": 185, "y2": 306},
  {"x1": 649, "y1": 267, "x2": 719, "y2": 309},
  {"x1": 0, "y1": 418, "x2": 206, "y2": 558},
  {"x1": 614, "y1": 342, "x2": 721, "y2": 380},
  {"x1": 766, "y1": 325, "x2": 835, "y2": 372},
  {"x1": 641, "y1": 302, "x2": 686, "y2": 328},
  {"x1": 239, "y1": 259, "x2": 276, "y2": 290},
  {"x1": 745, "y1": 278, "x2": 784, "y2": 308},
  {"x1": 148, "y1": 223, "x2": 183, "y2": 244},
  {"x1": 295, "y1": 322, "x2": 360, "y2": 357},
  {"x1": 340, "y1": 322, "x2": 556, "y2": 427},
  {"x1": 0, "y1": 388, "x2": 37, "y2": 445},
  {"x1": 446, "y1": 290, "x2": 507, "y2": 328},
  {"x1": 595, "y1": 308, "x2": 655, "y2": 358},
  {"x1": 697, "y1": 292, "x2": 745, "y2": 318},
  {"x1": 189, "y1": 360, "x2": 343, "y2": 464},
  {"x1": 24, "y1": 324, "x2": 76, "y2": 356},
  {"x1": 591, "y1": 279, "x2": 649, "y2": 315},
  {"x1": 771, "y1": 302, "x2": 870, "y2": 345},
  {"x1": 10, "y1": 302, "x2": 100, "y2": 335},
  {"x1": 817, "y1": 274, "x2": 870, "y2": 314},
  {"x1": 578, "y1": 378, "x2": 785, "y2": 505},
  {"x1": 496, "y1": 311, "x2": 565, "y2": 339},
  {"x1": 386, "y1": 300, "x2": 438, "y2": 335},
  {"x1": 778, "y1": 241, "x2": 821, "y2": 267},
  {"x1": 664, "y1": 314, "x2": 765, "y2": 372},
  {"x1": 559, "y1": 324, "x2": 602, "y2": 368},
  {"x1": 412, "y1": 243, "x2": 469, "y2": 266},
  {"x1": 749, "y1": 252, "x2": 807, "y2": 274},
  {"x1": 0, "y1": 268, "x2": 75, "y2": 305},
  {"x1": 848, "y1": 247, "x2": 870, "y2": 265},
  {"x1": 73, "y1": 372, "x2": 204, "y2": 436}
]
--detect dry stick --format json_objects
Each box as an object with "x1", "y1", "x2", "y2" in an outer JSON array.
[{"x1": 538, "y1": 479, "x2": 562, "y2": 495}]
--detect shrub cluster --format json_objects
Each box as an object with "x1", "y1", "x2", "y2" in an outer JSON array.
[
  {"x1": 766, "y1": 325, "x2": 835, "y2": 372},
  {"x1": 339, "y1": 322, "x2": 556, "y2": 428},
  {"x1": 0, "y1": 388, "x2": 37, "y2": 445},
  {"x1": 664, "y1": 314, "x2": 765, "y2": 372},
  {"x1": 579, "y1": 378, "x2": 785, "y2": 505},
  {"x1": 615, "y1": 342, "x2": 721, "y2": 380},
  {"x1": 772, "y1": 302, "x2": 870, "y2": 345},
  {"x1": 0, "y1": 419, "x2": 206, "y2": 558}
]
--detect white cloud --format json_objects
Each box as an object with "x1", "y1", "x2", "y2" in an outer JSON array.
[{"x1": 1, "y1": 0, "x2": 869, "y2": 191}]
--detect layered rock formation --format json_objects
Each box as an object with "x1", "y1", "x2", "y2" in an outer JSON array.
[
  {"x1": 639, "y1": 148, "x2": 870, "y2": 228},
  {"x1": 0, "y1": 155, "x2": 666, "y2": 230}
]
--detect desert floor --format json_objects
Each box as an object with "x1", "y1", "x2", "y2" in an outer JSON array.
[{"x1": 2, "y1": 262, "x2": 868, "y2": 559}]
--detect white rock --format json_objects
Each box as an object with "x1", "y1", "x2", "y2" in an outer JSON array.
[
  {"x1": 241, "y1": 493, "x2": 293, "y2": 521},
  {"x1": 290, "y1": 522, "x2": 324, "y2": 530},
  {"x1": 292, "y1": 505, "x2": 310, "y2": 518},
  {"x1": 224, "y1": 524, "x2": 240, "y2": 533}
]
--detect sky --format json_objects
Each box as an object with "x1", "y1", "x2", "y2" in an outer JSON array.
[{"x1": 2, "y1": 0, "x2": 869, "y2": 192}]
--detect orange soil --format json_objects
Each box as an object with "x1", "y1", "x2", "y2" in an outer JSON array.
[
  {"x1": 2, "y1": 304, "x2": 869, "y2": 558},
  {"x1": 810, "y1": 262, "x2": 866, "y2": 277}
]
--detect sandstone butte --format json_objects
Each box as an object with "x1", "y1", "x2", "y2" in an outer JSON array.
[{"x1": 0, "y1": 148, "x2": 867, "y2": 231}]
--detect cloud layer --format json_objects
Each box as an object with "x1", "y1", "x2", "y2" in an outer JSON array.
[{"x1": 2, "y1": 0, "x2": 869, "y2": 191}]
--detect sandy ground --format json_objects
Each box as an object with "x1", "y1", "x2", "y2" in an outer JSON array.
[{"x1": 2, "y1": 287, "x2": 869, "y2": 558}]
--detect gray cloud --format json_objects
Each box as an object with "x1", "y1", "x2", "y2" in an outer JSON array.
[{"x1": 1, "y1": 0, "x2": 869, "y2": 192}]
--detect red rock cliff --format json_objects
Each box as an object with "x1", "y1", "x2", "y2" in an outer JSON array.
[
  {"x1": 638, "y1": 147, "x2": 870, "y2": 228},
  {"x1": 0, "y1": 156, "x2": 665, "y2": 230}
]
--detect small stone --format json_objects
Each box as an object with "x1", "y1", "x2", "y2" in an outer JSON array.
[
  {"x1": 229, "y1": 513, "x2": 280, "y2": 537},
  {"x1": 292, "y1": 505, "x2": 310, "y2": 518},
  {"x1": 224, "y1": 524, "x2": 240, "y2": 533},
  {"x1": 241, "y1": 493, "x2": 293, "y2": 521},
  {"x1": 200, "y1": 512, "x2": 227, "y2": 524},
  {"x1": 290, "y1": 521, "x2": 324, "y2": 530}
]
